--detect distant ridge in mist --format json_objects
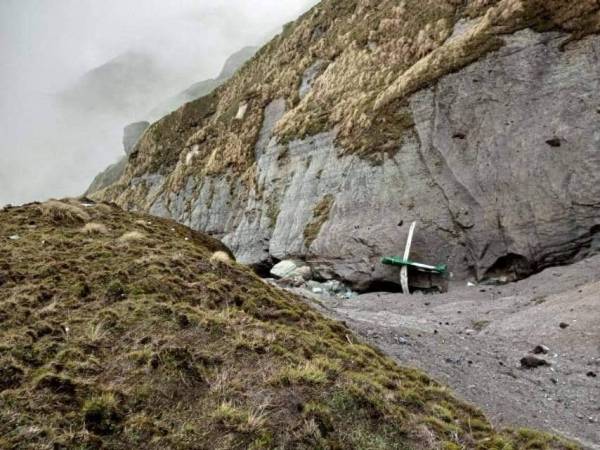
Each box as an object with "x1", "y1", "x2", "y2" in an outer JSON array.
[
  {"x1": 57, "y1": 51, "x2": 170, "y2": 116},
  {"x1": 148, "y1": 46, "x2": 258, "y2": 121}
]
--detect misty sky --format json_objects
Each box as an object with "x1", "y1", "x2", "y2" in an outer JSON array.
[{"x1": 0, "y1": 0, "x2": 318, "y2": 206}]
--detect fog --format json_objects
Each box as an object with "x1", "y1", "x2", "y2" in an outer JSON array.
[{"x1": 0, "y1": 0, "x2": 318, "y2": 206}]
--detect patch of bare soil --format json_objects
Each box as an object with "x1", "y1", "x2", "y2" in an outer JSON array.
[{"x1": 295, "y1": 255, "x2": 600, "y2": 449}]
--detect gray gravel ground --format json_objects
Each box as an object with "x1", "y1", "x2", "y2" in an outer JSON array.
[{"x1": 289, "y1": 255, "x2": 600, "y2": 449}]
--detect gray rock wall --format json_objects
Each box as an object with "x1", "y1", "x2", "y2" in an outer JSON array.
[{"x1": 139, "y1": 29, "x2": 600, "y2": 289}]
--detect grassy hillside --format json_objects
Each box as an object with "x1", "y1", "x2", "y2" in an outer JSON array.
[{"x1": 0, "y1": 200, "x2": 579, "y2": 449}]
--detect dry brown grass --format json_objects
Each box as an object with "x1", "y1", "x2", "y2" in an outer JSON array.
[
  {"x1": 39, "y1": 200, "x2": 90, "y2": 225},
  {"x1": 118, "y1": 231, "x2": 146, "y2": 242},
  {"x1": 304, "y1": 194, "x2": 334, "y2": 247},
  {"x1": 81, "y1": 222, "x2": 109, "y2": 235},
  {"x1": 210, "y1": 251, "x2": 233, "y2": 265},
  {"x1": 91, "y1": 202, "x2": 114, "y2": 215}
]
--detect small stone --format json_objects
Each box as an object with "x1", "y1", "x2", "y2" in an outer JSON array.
[
  {"x1": 465, "y1": 329, "x2": 476, "y2": 335},
  {"x1": 532, "y1": 345, "x2": 550, "y2": 355},
  {"x1": 395, "y1": 336, "x2": 409, "y2": 345},
  {"x1": 277, "y1": 276, "x2": 305, "y2": 288},
  {"x1": 586, "y1": 371, "x2": 597, "y2": 378},
  {"x1": 521, "y1": 355, "x2": 550, "y2": 369},
  {"x1": 559, "y1": 322, "x2": 569, "y2": 329},
  {"x1": 312, "y1": 287, "x2": 323, "y2": 294},
  {"x1": 550, "y1": 377, "x2": 558, "y2": 384},
  {"x1": 294, "y1": 266, "x2": 313, "y2": 281},
  {"x1": 8, "y1": 235, "x2": 20, "y2": 240},
  {"x1": 323, "y1": 280, "x2": 343, "y2": 292}
]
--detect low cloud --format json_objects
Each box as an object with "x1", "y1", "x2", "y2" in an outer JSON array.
[{"x1": 0, "y1": 0, "x2": 318, "y2": 206}]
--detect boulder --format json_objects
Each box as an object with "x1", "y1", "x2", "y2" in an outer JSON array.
[
  {"x1": 520, "y1": 356, "x2": 550, "y2": 369},
  {"x1": 532, "y1": 345, "x2": 550, "y2": 355},
  {"x1": 270, "y1": 260, "x2": 308, "y2": 279}
]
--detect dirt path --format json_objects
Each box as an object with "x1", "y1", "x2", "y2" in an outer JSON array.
[{"x1": 290, "y1": 255, "x2": 600, "y2": 449}]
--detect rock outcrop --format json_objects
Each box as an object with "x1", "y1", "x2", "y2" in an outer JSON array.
[
  {"x1": 86, "y1": 122, "x2": 149, "y2": 195},
  {"x1": 123, "y1": 121, "x2": 150, "y2": 156},
  {"x1": 87, "y1": 47, "x2": 258, "y2": 196},
  {"x1": 92, "y1": 0, "x2": 600, "y2": 290},
  {"x1": 85, "y1": 157, "x2": 128, "y2": 196}
]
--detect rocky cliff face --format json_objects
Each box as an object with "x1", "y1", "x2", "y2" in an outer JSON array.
[
  {"x1": 123, "y1": 121, "x2": 151, "y2": 156},
  {"x1": 86, "y1": 122, "x2": 150, "y2": 195},
  {"x1": 92, "y1": 0, "x2": 600, "y2": 290},
  {"x1": 87, "y1": 48, "x2": 258, "y2": 197}
]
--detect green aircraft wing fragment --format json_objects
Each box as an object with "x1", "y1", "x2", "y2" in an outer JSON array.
[{"x1": 381, "y1": 256, "x2": 447, "y2": 274}]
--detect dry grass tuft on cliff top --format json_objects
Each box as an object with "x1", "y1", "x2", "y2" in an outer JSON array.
[{"x1": 0, "y1": 199, "x2": 580, "y2": 449}]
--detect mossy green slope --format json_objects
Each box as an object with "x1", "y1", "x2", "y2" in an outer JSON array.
[{"x1": 0, "y1": 200, "x2": 579, "y2": 449}]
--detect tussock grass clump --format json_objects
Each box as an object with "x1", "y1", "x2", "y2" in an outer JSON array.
[
  {"x1": 81, "y1": 222, "x2": 109, "y2": 235},
  {"x1": 210, "y1": 250, "x2": 233, "y2": 264},
  {"x1": 34, "y1": 372, "x2": 77, "y2": 396},
  {"x1": 39, "y1": 199, "x2": 90, "y2": 225},
  {"x1": 273, "y1": 361, "x2": 328, "y2": 386},
  {"x1": 118, "y1": 230, "x2": 146, "y2": 242},
  {"x1": 0, "y1": 199, "x2": 580, "y2": 449},
  {"x1": 82, "y1": 393, "x2": 122, "y2": 435},
  {"x1": 212, "y1": 401, "x2": 268, "y2": 433},
  {"x1": 0, "y1": 357, "x2": 24, "y2": 391}
]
